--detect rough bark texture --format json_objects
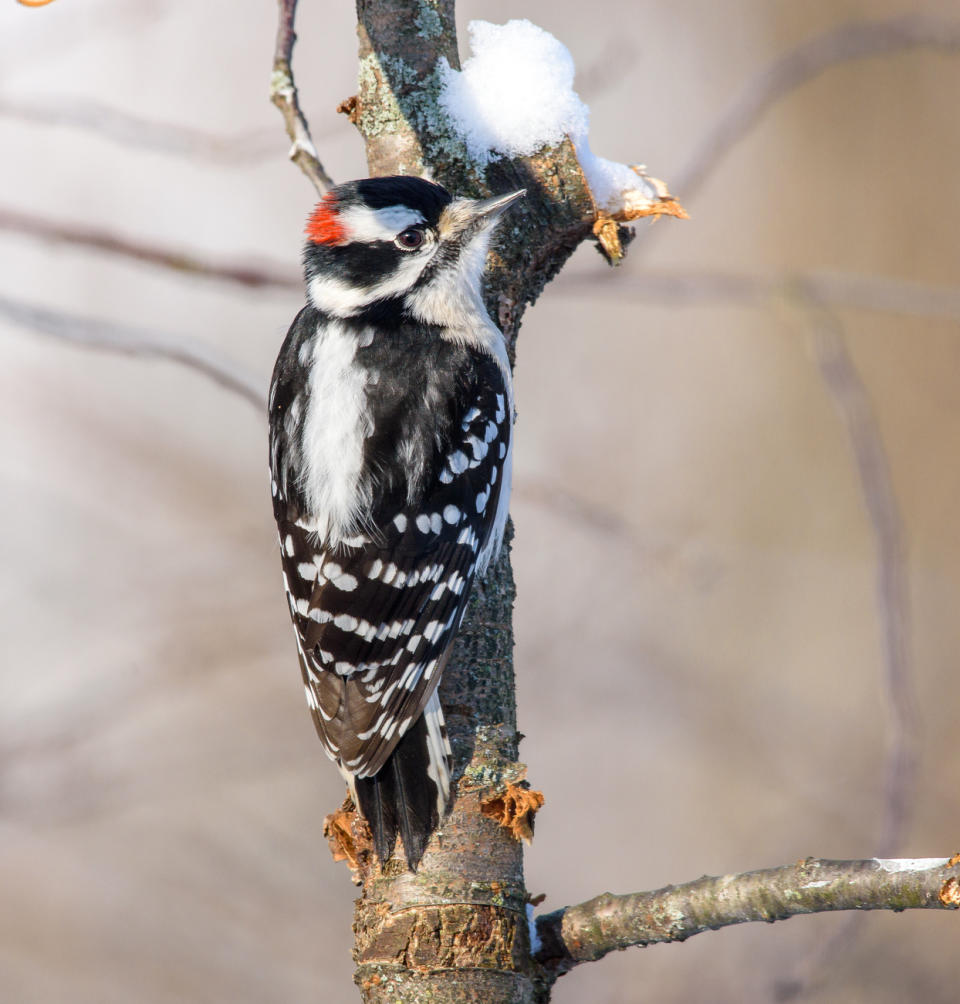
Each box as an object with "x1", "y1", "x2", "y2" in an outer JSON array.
[
  {"x1": 352, "y1": 537, "x2": 546, "y2": 1003},
  {"x1": 349, "y1": 2, "x2": 598, "y2": 1001},
  {"x1": 535, "y1": 857, "x2": 960, "y2": 975}
]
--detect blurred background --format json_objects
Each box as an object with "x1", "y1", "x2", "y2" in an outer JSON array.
[{"x1": 1, "y1": 0, "x2": 958, "y2": 1001}]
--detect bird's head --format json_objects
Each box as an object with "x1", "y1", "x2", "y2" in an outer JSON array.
[{"x1": 302, "y1": 176, "x2": 525, "y2": 326}]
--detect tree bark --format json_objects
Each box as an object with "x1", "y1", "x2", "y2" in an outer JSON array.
[{"x1": 347, "y1": 3, "x2": 598, "y2": 1002}]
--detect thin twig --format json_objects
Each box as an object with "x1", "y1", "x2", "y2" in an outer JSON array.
[
  {"x1": 0, "y1": 207, "x2": 300, "y2": 290},
  {"x1": 535, "y1": 856, "x2": 960, "y2": 976},
  {"x1": 675, "y1": 14, "x2": 960, "y2": 201},
  {"x1": 271, "y1": 0, "x2": 334, "y2": 195},
  {"x1": 0, "y1": 293, "x2": 267, "y2": 412}
]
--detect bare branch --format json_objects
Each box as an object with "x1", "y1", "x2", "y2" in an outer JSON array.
[
  {"x1": 271, "y1": 0, "x2": 334, "y2": 195},
  {"x1": 676, "y1": 14, "x2": 960, "y2": 201},
  {"x1": 0, "y1": 293, "x2": 267, "y2": 412},
  {"x1": 0, "y1": 94, "x2": 282, "y2": 162},
  {"x1": 0, "y1": 206, "x2": 300, "y2": 290},
  {"x1": 535, "y1": 857, "x2": 960, "y2": 974}
]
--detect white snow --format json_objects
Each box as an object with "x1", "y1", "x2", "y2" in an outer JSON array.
[
  {"x1": 438, "y1": 19, "x2": 648, "y2": 210},
  {"x1": 526, "y1": 903, "x2": 542, "y2": 955},
  {"x1": 873, "y1": 857, "x2": 949, "y2": 874}
]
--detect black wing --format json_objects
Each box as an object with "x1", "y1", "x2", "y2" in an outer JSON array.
[{"x1": 271, "y1": 350, "x2": 510, "y2": 778}]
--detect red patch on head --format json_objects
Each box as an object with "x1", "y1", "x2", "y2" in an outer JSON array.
[{"x1": 306, "y1": 193, "x2": 347, "y2": 245}]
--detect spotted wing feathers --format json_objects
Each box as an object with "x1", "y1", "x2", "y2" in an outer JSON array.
[{"x1": 271, "y1": 364, "x2": 510, "y2": 867}]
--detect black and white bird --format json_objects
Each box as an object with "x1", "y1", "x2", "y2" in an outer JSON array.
[{"x1": 268, "y1": 176, "x2": 524, "y2": 869}]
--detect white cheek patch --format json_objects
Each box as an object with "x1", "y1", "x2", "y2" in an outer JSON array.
[
  {"x1": 308, "y1": 250, "x2": 434, "y2": 317},
  {"x1": 338, "y1": 204, "x2": 425, "y2": 243}
]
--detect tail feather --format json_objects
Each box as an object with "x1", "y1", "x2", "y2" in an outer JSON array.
[{"x1": 353, "y1": 692, "x2": 451, "y2": 870}]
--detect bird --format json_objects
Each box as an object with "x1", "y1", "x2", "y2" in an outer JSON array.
[{"x1": 268, "y1": 175, "x2": 525, "y2": 869}]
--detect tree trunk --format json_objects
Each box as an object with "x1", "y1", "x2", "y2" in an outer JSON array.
[{"x1": 346, "y1": 2, "x2": 598, "y2": 1001}]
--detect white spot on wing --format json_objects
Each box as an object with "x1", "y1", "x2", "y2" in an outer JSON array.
[
  {"x1": 443, "y1": 504, "x2": 460, "y2": 524},
  {"x1": 422, "y1": 690, "x2": 451, "y2": 814}
]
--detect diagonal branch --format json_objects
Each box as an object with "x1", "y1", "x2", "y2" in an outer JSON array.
[
  {"x1": 0, "y1": 206, "x2": 300, "y2": 290},
  {"x1": 535, "y1": 856, "x2": 960, "y2": 975},
  {"x1": 675, "y1": 14, "x2": 960, "y2": 201},
  {"x1": 270, "y1": 0, "x2": 334, "y2": 195},
  {"x1": 0, "y1": 293, "x2": 267, "y2": 412}
]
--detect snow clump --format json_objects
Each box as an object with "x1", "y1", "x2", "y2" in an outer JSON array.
[{"x1": 438, "y1": 19, "x2": 643, "y2": 210}]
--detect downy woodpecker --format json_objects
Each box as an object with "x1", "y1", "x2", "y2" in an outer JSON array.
[{"x1": 269, "y1": 176, "x2": 524, "y2": 869}]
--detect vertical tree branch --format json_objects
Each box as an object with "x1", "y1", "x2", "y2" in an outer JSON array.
[{"x1": 343, "y1": 3, "x2": 603, "y2": 1002}]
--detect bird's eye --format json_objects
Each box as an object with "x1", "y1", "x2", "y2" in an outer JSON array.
[{"x1": 395, "y1": 227, "x2": 424, "y2": 251}]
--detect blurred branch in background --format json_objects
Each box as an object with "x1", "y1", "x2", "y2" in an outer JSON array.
[
  {"x1": 804, "y1": 301, "x2": 918, "y2": 861},
  {"x1": 0, "y1": 206, "x2": 300, "y2": 290},
  {"x1": 675, "y1": 13, "x2": 960, "y2": 201},
  {"x1": 771, "y1": 299, "x2": 920, "y2": 1002},
  {"x1": 0, "y1": 94, "x2": 283, "y2": 162},
  {"x1": 0, "y1": 293, "x2": 266, "y2": 411},
  {"x1": 556, "y1": 268, "x2": 960, "y2": 322}
]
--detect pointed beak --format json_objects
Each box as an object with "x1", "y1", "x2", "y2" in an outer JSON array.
[
  {"x1": 471, "y1": 188, "x2": 527, "y2": 222},
  {"x1": 438, "y1": 189, "x2": 526, "y2": 243}
]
